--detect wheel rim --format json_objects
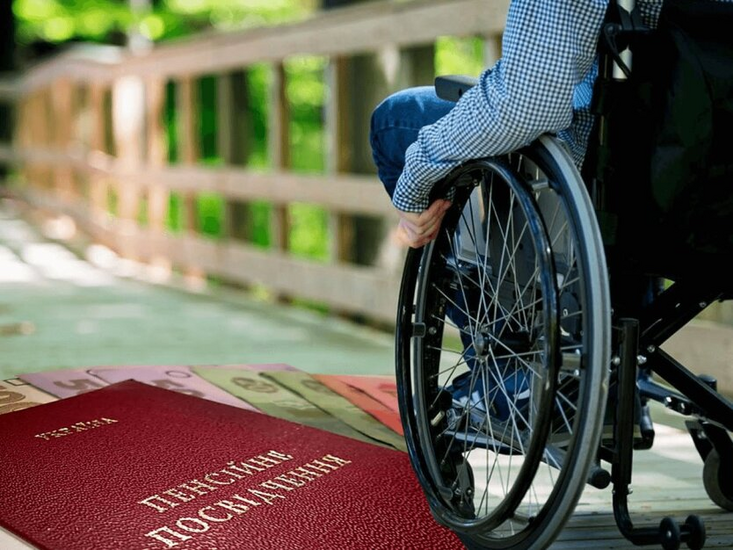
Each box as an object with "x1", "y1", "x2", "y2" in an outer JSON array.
[
  {"x1": 397, "y1": 140, "x2": 610, "y2": 548},
  {"x1": 412, "y1": 159, "x2": 559, "y2": 532}
]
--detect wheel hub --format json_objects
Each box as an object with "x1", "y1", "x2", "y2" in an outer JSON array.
[{"x1": 473, "y1": 327, "x2": 494, "y2": 358}]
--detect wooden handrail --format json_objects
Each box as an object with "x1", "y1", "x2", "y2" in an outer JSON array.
[
  {"x1": 6, "y1": 0, "x2": 510, "y2": 323},
  {"x1": 16, "y1": 0, "x2": 506, "y2": 90}
]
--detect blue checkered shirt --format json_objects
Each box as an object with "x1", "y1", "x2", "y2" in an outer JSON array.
[{"x1": 393, "y1": 0, "x2": 666, "y2": 212}]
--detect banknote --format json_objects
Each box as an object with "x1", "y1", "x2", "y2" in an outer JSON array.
[
  {"x1": 263, "y1": 371, "x2": 406, "y2": 452},
  {"x1": 88, "y1": 365, "x2": 258, "y2": 411},
  {"x1": 195, "y1": 363, "x2": 300, "y2": 372},
  {"x1": 315, "y1": 374, "x2": 403, "y2": 436},
  {"x1": 195, "y1": 366, "x2": 373, "y2": 443},
  {"x1": 330, "y1": 374, "x2": 400, "y2": 413},
  {"x1": 0, "y1": 524, "x2": 34, "y2": 549},
  {"x1": 19, "y1": 368, "x2": 109, "y2": 398},
  {"x1": 0, "y1": 377, "x2": 57, "y2": 416}
]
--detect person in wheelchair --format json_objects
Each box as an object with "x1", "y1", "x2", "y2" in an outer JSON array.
[
  {"x1": 370, "y1": 0, "x2": 654, "y2": 438},
  {"x1": 371, "y1": 1, "x2": 733, "y2": 549}
]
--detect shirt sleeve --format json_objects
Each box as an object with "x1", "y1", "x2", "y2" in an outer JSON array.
[{"x1": 392, "y1": 0, "x2": 609, "y2": 212}]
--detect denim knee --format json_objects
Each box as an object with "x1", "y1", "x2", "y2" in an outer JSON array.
[{"x1": 370, "y1": 87, "x2": 454, "y2": 198}]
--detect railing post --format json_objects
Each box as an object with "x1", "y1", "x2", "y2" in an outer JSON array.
[
  {"x1": 39, "y1": 89, "x2": 53, "y2": 190},
  {"x1": 52, "y1": 78, "x2": 74, "y2": 200},
  {"x1": 218, "y1": 69, "x2": 252, "y2": 243},
  {"x1": 325, "y1": 56, "x2": 352, "y2": 265},
  {"x1": 178, "y1": 74, "x2": 199, "y2": 235},
  {"x1": 177, "y1": 74, "x2": 206, "y2": 282},
  {"x1": 13, "y1": 89, "x2": 27, "y2": 185},
  {"x1": 145, "y1": 76, "x2": 168, "y2": 234},
  {"x1": 483, "y1": 34, "x2": 503, "y2": 67},
  {"x1": 145, "y1": 75, "x2": 170, "y2": 272},
  {"x1": 269, "y1": 62, "x2": 290, "y2": 256},
  {"x1": 177, "y1": 75, "x2": 199, "y2": 167},
  {"x1": 87, "y1": 83, "x2": 109, "y2": 227},
  {"x1": 178, "y1": 72, "x2": 196, "y2": 245},
  {"x1": 27, "y1": 92, "x2": 43, "y2": 190},
  {"x1": 112, "y1": 75, "x2": 145, "y2": 259}
]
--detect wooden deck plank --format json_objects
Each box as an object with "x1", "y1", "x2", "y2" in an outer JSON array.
[{"x1": 553, "y1": 417, "x2": 732, "y2": 548}]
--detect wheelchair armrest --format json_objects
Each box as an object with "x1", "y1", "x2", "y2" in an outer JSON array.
[{"x1": 435, "y1": 75, "x2": 478, "y2": 102}]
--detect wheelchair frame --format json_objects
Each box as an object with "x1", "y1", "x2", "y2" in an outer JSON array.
[
  {"x1": 595, "y1": 3, "x2": 733, "y2": 544},
  {"x1": 609, "y1": 288, "x2": 733, "y2": 548}
]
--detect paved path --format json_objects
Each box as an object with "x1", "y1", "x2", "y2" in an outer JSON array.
[{"x1": 0, "y1": 199, "x2": 395, "y2": 380}]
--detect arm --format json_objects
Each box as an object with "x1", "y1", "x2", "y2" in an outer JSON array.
[{"x1": 393, "y1": 0, "x2": 609, "y2": 213}]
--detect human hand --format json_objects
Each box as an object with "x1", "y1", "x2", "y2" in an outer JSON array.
[{"x1": 395, "y1": 199, "x2": 452, "y2": 248}]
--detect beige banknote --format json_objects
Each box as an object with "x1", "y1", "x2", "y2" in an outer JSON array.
[
  {"x1": 263, "y1": 371, "x2": 407, "y2": 452},
  {"x1": 89, "y1": 365, "x2": 258, "y2": 411},
  {"x1": 0, "y1": 378, "x2": 57, "y2": 416}
]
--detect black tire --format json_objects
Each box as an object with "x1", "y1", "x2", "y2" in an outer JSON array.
[
  {"x1": 684, "y1": 514, "x2": 706, "y2": 550},
  {"x1": 396, "y1": 137, "x2": 611, "y2": 549},
  {"x1": 702, "y1": 449, "x2": 733, "y2": 511},
  {"x1": 660, "y1": 517, "x2": 681, "y2": 550}
]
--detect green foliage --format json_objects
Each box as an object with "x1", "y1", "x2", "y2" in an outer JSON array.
[
  {"x1": 197, "y1": 192, "x2": 224, "y2": 238},
  {"x1": 249, "y1": 200, "x2": 271, "y2": 248},
  {"x1": 288, "y1": 203, "x2": 328, "y2": 261},
  {"x1": 283, "y1": 56, "x2": 329, "y2": 262},
  {"x1": 13, "y1": 0, "x2": 313, "y2": 46},
  {"x1": 167, "y1": 193, "x2": 183, "y2": 233},
  {"x1": 285, "y1": 55, "x2": 327, "y2": 173},
  {"x1": 435, "y1": 36, "x2": 485, "y2": 76},
  {"x1": 245, "y1": 63, "x2": 271, "y2": 169},
  {"x1": 14, "y1": 0, "x2": 132, "y2": 44},
  {"x1": 106, "y1": 186, "x2": 118, "y2": 216},
  {"x1": 165, "y1": 81, "x2": 178, "y2": 163},
  {"x1": 198, "y1": 75, "x2": 218, "y2": 163}
]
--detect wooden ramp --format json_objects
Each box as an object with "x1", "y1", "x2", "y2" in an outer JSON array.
[{"x1": 552, "y1": 421, "x2": 733, "y2": 549}]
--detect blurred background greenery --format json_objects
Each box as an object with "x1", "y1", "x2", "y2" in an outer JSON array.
[{"x1": 3, "y1": 0, "x2": 484, "y2": 282}]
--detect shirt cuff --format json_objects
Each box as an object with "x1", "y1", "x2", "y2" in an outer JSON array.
[
  {"x1": 391, "y1": 142, "x2": 433, "y2": 212},
  {"x1": 392, "y1": 174, "x2": 430, "y2": 213}
]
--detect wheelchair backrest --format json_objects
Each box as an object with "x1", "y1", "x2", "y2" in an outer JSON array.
[{"x1": 584, "y1": 0, "x2": 733, "y2": 281}]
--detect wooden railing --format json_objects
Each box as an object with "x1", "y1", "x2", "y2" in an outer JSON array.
[{"x1": 0, "y1": 0, "x2": 510, "y2": 324}]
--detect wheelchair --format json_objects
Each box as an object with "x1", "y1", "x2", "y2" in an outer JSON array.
[{"x1": 394, "y1": 1, "x2": 733, "y2": 549}]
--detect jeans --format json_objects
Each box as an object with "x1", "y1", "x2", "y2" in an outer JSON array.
[
  {"x1": 369, "y1": 86, "x2": 455, "y2": 199},
  {"x1": 370, "y1": 86, "x2": 479, "y2": 388}
]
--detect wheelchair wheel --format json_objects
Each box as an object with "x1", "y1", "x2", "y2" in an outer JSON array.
[{"x1": 396, "y1": 137, "x2": 611, "y2": 549}]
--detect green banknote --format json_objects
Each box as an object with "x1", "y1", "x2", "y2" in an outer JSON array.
[
  {"x1": 262, "y1": 371, "x2": 407, "y2": 452},
  {"x1": 194, "y1": 366, "x2": 376, "y2": 444}
]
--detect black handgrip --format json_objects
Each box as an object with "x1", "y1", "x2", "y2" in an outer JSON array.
[{"x1": 435, "y1": 75, "x2": 478, "y2": 102}]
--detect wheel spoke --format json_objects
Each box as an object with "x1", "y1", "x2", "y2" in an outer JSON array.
[{"x1": 404, "y1": 149, "x2": 609, "y2": 547}]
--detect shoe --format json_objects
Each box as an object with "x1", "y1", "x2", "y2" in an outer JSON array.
[
  {"x1": 449, "y1": 368, "x2": 530, "y2": 424},
  {"x1": 443, "y1": 368, "x2": 532, "y2": 453},
  {"x1": 446, "y1": 367, "x2": 531, "y2": 429}
]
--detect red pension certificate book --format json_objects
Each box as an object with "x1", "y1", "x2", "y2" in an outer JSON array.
[{"x1": 0, "y1": 380, "x2": 463, "y2": 550}]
